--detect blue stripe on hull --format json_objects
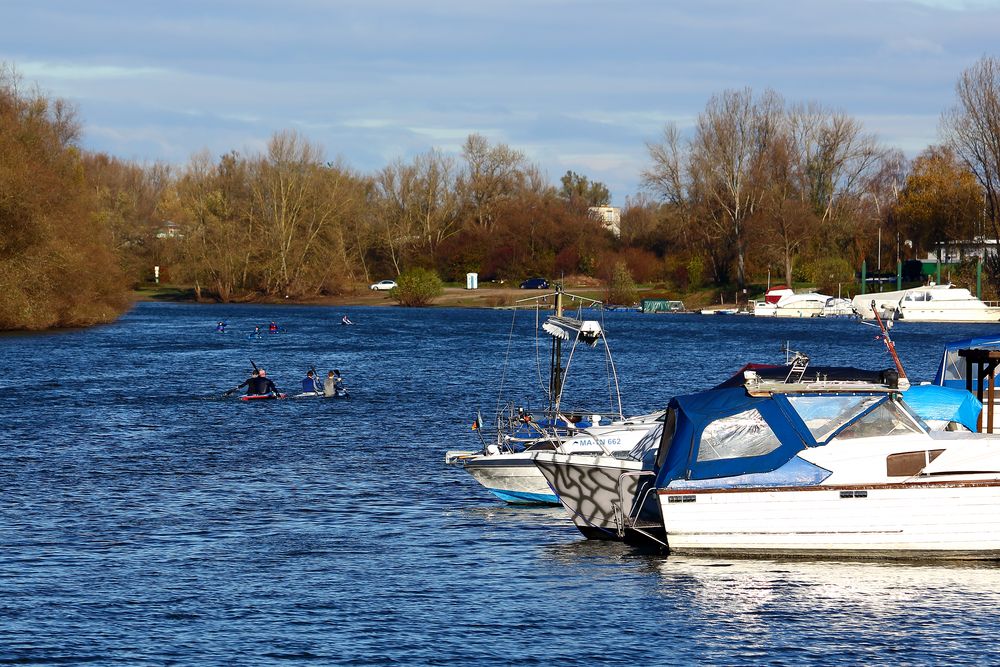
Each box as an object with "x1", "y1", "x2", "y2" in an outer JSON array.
[{"x1": 490, "y1": 489, "x2": 560, "y2": 505}]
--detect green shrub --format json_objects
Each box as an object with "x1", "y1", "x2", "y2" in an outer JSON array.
[
  {"x1": 391, "y1": 268, "x2": 444, "y2": 306},
  {"x1": 606, "y1": 261, "x2": 638, "y2": 306},
  {"x1": 805, "y1": 256, "x2": 854, "y2": 295}
]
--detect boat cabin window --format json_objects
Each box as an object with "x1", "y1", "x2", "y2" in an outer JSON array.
[
  {"x1": 697, "y1": 409, "x2": 781, "y2": 462},
  {"x1": 835, "y1": 399, "x2": 923, "y2": 439},
  {"x1": 904, "y1": 291, "x2": 929, "y2": 302},
  {"x1": 785, "y1": 395, "x2": 882, "y2": 442}
]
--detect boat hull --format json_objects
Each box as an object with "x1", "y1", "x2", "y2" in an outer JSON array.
[
  {"x1": 534, "y1": 453, "x2": 662, "y2": 541},
  {"x1": 658, "y1": 482, "x2": 1000, "y2": 559},
  {"x1": 462, "y1": 455, "x2": 559, "y2": 504}
]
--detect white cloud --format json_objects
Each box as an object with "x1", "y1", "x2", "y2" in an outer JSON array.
[{"x1": 18, "y1": 60, "x2": 167, "y2": 81}]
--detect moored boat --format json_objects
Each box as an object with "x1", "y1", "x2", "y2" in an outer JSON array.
[
  {"x1": 851, "y1": 283, "x2": 1000, "y2": 323},
  {"x1": 653, "y1": 369, "x2": 1000, "y2": 559}
]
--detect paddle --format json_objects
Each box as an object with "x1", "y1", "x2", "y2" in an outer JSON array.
[{"x1": 222, "y1": 359, "x2": 259, "y2": 397}]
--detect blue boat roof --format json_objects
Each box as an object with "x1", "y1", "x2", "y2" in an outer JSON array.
[{"x1": 653, "y1": 381, "x2": 975, "y2": 488}]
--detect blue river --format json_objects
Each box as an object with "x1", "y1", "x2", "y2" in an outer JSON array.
[{"x1": 3, "y1": 301, "x2": 1000, "y2": 665}]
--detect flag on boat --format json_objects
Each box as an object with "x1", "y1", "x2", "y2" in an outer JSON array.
[{"x1": 472, "y1": 411, "x2": 484, "y2": 430}]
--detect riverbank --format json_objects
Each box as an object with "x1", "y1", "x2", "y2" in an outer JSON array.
[{"x1": 132, "y1": 282, "x2": 728, "y2": 310}]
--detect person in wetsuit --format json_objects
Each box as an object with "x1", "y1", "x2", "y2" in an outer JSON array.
[{"x1": 243, "y1": 368, "x2": 278, "y2": 396}]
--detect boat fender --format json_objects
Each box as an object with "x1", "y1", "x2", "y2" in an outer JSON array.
[{"x1": 486, "y1": 444, "x2": 501, "y2": 456}]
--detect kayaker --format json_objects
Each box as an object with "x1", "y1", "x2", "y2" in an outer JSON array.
[
  {"x1": 302, "y1": 370, "x2": 320, "y2": 394},
  {"x1": 268, "y1": 321, "x2": 278, "y2": 333},
  {"x1": 341, "y1": 315, "x2": 353, "y2": 325},
  {"x1": 333, "y1": 369, "x2": 346, "y2": 395},
  {"x1": 323, "y1": 370, "x2": 336, "y2": 397},
  {"x1": 216, "y1": 321, "x2": 227, "y2": 333}
]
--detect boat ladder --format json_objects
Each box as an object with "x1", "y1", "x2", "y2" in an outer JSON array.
[
  {"x1": 785, "y1": 352, "x2": 810, "y2": 383},
  {"x1": 614, "y1": 471, "x2": 668, "y2": 548}
]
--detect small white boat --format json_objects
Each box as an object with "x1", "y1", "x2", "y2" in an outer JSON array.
[
  {"x1": 852, "y1": 283, "x2": 1000, "y2": 323},
  {"x1": 754, "y1": 292, "x2": 832, "y2": 318}
]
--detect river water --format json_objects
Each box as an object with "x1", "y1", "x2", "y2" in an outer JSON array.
[{"x1": 2, "y1": 301, "x2": 1000, "y2": 665}]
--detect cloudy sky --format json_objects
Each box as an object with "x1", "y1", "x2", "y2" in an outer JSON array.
[{"x1": 3, "y1": 0, "x2": 999, "y2": 205}]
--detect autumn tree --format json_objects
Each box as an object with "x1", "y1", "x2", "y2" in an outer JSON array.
[
  {"x1": 170, "y1": 150, "x2": 254, "y2": 301},
  {"x1": 83, "y1": 153, "x2": 172, "y2": 283},
  {"x1": 894, "y1": 146, "x2": 982, "y2": 257},
  {"x1": 644, "y1": 90, "x2": 783, "y2": 287},
  {"x1": 0, "y1": 65, "x2": 128, "y2": 329}
]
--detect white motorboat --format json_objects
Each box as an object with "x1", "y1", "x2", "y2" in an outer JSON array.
[
  {"x1": 753, "y1": 291, "x2": 845, "y2": 318},
  {"x1": 653, "y1": 368, "x2": 1000, "y2": 559},
  {"x1": 533, "y1": 358, "x2": 980, "y2": 545},
  {"x1": 851, "y1": 283, "x2": 1000, "y2": 323}
]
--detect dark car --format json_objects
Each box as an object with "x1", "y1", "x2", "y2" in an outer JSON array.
[{"x1": 519, "y1": 277, "x2": 549, "y2": 289}]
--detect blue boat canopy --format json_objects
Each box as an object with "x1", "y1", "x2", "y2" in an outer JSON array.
[
  {"x1": 654, "y1": 385, "x2": 937, "y2": 488},
  {"x1": 933, "y1": 337, "x2": 1000, "y2": 387}
]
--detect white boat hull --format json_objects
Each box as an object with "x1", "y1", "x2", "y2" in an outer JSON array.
[
  {"x1": 659, "y1": 481, "x2": 1000, "y2": 559},
  {"x1": 463, "y1": 454, "x2": 557, "y2": 504}
]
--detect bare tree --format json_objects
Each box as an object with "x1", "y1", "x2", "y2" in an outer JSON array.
[
  {"x1": 689, "y1": 87, "x2": 784, "y2": 288},
  {"x1": 942, "y1": 55, "x2": 1000, "y2": 241},
  {"x1": 458, "y1": 134, "x2": 526, "y2": 231}
]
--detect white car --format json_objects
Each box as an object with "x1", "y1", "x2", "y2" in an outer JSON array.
[{"x1": 370, "y1": 279, "x2": 397, "y2": 291}]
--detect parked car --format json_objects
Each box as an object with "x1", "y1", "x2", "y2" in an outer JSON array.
[
  {"x1": 519, "y1": 277, "x2": 549, "y2": 289},
  {"x1": 370, "y1": 279, "x2": 398, "y2": 291}
]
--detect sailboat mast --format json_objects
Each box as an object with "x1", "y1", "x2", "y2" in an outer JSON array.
[{"x1": 549, "y1": 288, "x2": 564, "y2": 413}]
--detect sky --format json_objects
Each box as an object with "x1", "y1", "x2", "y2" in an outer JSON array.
[{"x1": 3, "y1": 0, "x2": 1000, "y2": 206}]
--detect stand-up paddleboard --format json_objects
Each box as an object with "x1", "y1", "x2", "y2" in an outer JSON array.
[
  {"x1": 291, "y1": 391, "x2": 322, "y2": 399},
  {"x1": 240, "y1": 393, "x2": 286, "y2": 401}
]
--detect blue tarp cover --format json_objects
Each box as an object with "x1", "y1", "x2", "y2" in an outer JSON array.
[{"x1": 903, "y1": 383, "x2": 981, "y2": 431}]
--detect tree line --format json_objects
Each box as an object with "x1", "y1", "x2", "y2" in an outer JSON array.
[{"x1": 2, "y1": 56, "x2": 1000, "y2": 328}]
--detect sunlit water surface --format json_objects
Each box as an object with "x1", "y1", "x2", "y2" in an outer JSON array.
[{"x1": 2, "y1": 302, "x2": 1000, "y2": 665}]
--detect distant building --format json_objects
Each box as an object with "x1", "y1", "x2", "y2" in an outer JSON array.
[
  {"x1": 156, "y1": 221, "x2": 183, "y2": 239},
  {"x1": 923, "y1": 238, "x2": 999, "y2": 263},
  {"x1": 588, "y1": 206, "x2": 621, "y2": 237}
]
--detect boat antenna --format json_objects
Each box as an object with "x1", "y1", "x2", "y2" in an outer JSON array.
[{"x1": 870, "y1": 300, "x2": 910, "y2": 389}]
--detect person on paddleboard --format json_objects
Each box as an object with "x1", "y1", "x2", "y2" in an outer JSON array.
[
  {"x1": 245, "y1": 368, "x2": 278, "y2": 396},
  {"x1": 302, "y1": 370, "x2": 321, "y2": 394}
]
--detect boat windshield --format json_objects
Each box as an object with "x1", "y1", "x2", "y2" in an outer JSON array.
[
  {"x1": 785, "y1": 395, "x2": 882, "y2": 443},
  {"x1": 697, "y1": 408, "x2": 782, "y2": 462},
  {"x1": 834, "y1": 399, "x2": 924, "y2": 439},
  {"x1": 623, "y1": 423, "x2": 664, "y2": 462}
]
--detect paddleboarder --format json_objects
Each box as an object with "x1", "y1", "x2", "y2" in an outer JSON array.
[
  {"x1": 245, "y1": 368, "x2": 278, "y2": 396},
  {"x1": 301, "y1": 370, "x2": 321, "y2": 394}
]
